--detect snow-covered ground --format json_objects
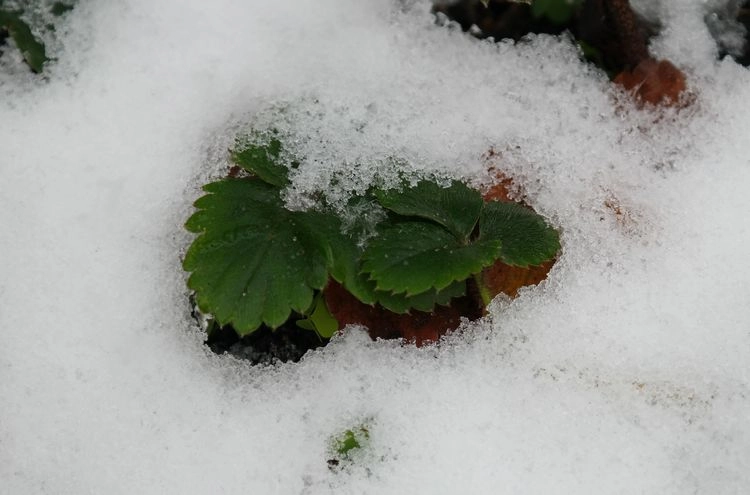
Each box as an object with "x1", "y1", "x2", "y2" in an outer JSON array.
[{"x1": 1, "y1": 1, "x2": 749, "y2": 493}]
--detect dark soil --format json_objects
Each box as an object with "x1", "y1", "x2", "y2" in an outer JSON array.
[
  {"x1": 192, "y1": 300, "x2": 328, "y2": 365},
  {"x1": 205, "y1": 320, "x2": 328, "y2": 365}
]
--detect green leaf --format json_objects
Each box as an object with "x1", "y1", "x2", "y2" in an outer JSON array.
[
  {"x1": 375, "y1": 280, "x2": 466, "y2": 313},
  {"x1": 361, "y1": 221, "x2": 502, "y2": 296},
  {"x1": 230, "y1": 138, "x2": 288, "y2": 187},
  {"x1": 327, "y1": 234, "x2": 378, "y2": 305},
  {"x1": 479, "y1": 201, "x2": 560, "y2": 267},
  {"x1": 327, "y1": 226, "x2": 466, "y2": 313},
  {"x1": 334, "y1": 428, "x2": 367, "y2": 456},
  {"x1": 184, "y1": 178, "x2": 342, "y2": 334},
  {"x1": 296, "y1": 292, "x2": 339, "y2": 338},
  {"x1": 375, "y1": 180, "x2": 483, "y2": 240},
  {"x1": 0, "y1": 8, "x2": 48, "y2": 73}
]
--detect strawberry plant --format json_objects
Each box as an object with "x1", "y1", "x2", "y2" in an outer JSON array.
[{"x1": 184, "y1": 136, "x2": 560, "y2": 346}]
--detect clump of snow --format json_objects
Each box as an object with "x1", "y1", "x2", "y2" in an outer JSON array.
[{"x1": 1, "y1": 0, "x2": 749, "y2": 493}]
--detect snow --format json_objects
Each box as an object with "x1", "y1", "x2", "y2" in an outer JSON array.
[{"x1": 1, "y1": 0, "x2": 749, "y2": 493}]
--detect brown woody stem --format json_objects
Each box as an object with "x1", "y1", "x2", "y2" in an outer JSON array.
[{"x1": 605, "y1": 0, "x2": 650, "y2": 67}]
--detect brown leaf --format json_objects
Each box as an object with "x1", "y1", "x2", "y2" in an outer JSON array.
[
  {"x1": 614, "y1": 58, "x2": 687, "y2": 107},
  {"x1": 479, "y1": 259, "x2": 555, "y2": 299},
  {"x1": 324, "y1": 280, "x2": 467, "y2": 346}
]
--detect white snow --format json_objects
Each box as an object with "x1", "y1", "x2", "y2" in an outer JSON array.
[{"x1": 1, "y1": 0, "x2": 749, "y2": 493}]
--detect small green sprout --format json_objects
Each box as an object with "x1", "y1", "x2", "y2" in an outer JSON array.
[{"x1": 327, "y1": 424, "x2": 371, "y2": 469}]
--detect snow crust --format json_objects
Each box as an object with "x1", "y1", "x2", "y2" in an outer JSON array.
[{"x1": 1, "y1": 0, "x2": 749, "y2": 492}]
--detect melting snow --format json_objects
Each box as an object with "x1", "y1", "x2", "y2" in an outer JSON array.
[{"x1": 1, "y1": 0, "x2": 749, "y2": 493}]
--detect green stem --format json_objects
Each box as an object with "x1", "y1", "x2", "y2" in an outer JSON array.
[{"x1": 472, "y1": 274, "x2": 493, "y2": 309}]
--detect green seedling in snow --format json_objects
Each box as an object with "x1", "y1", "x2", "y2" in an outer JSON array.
[
  {"x1": 184, "y1": 136, "x2": 560, "y2": 338},
  {"x1": 327, "y1": 424, "x2": 371, "y2": 469}
]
